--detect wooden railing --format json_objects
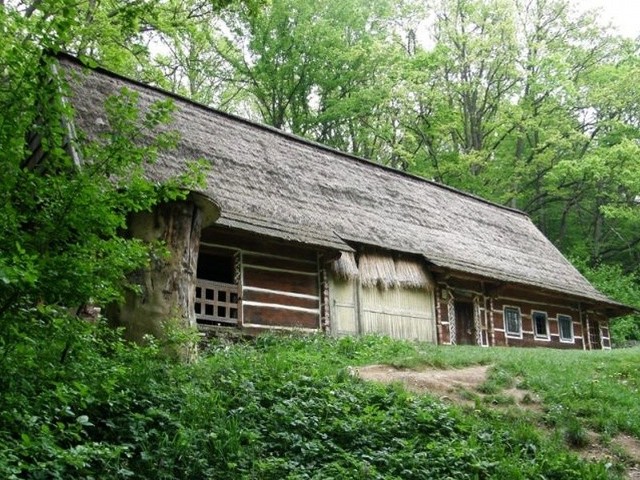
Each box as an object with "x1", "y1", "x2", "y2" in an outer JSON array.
[{"x1": 195, "y1": 279, "x2": 239, "y2": 327}]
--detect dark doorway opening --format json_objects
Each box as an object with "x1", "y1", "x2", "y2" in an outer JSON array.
[
  {"x1": 455, "y1": 300, "x2": 476, "y2": 345},
  {"x1": 197, "y1": 251, "x2": 235, "y2": 283}
]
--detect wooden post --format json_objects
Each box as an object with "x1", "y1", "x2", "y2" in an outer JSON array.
[
  {"x1": 489, "y1": 297, "x2": 496, "y2": 347},
  {"x1": 355, "y1": 276, "x2": 363, "y2": 335}
]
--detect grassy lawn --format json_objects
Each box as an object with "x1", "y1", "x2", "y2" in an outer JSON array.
[
  {"x1": 388, "y1": 343, "x2": 640, "y2": 439},
  {"x1": 189, "y1": 334, "x2": 640, "y2": 479}
]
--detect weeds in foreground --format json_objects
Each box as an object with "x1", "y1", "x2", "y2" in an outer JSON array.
[{"x1": 1, "y1": 320, "x2": 638, "y2": 479}]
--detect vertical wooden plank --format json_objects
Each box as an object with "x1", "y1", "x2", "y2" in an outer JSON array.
[
  {"x1": 435, "y1": 288, "x2": 442, "y2": 345},
  {"x1": 356, "y1": 277, "x2": 363, "y2": 335},
  {"x1": 238, "y1": 250, "x2": 244, "y2": 327},
  {"x1": 447, "y1": 295, "x2": 456, "y2": 345},
  {"x1": 489, "y1": 297, "x2": 496, "y2": 347},
  {"x1": 329, "y1": 276, "x2": 358, "y2": 336},
  {"x1": 359, "y1": 287, "x2": 436, "y2": 343}
]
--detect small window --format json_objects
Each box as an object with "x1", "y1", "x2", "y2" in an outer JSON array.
[
  {"x1": 504, "y1": 307, "x2": 522, "y2": 337},
  {"x1": 532, "y1": 311, "x2": 549, "y2": 339},
  {"x1": 558, "y1": 315, "x2": 574, "y2": 342}
]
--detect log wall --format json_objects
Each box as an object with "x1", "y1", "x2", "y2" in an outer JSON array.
[
  {"x1": 435, "y1": 275, "x2": 610, "y2": 350},
  {"x1": 199, "y1": 226, "x2": 321, "y2": 332}
]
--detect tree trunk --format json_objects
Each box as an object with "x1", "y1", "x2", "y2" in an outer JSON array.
[{"x1": 110, "y1": 200, "x2": 203, "y2": 351}]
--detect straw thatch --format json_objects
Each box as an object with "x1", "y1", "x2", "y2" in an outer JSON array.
[
  {"x1": 395, "y1": 257, "x2": 435, "y2": 291},
  {"x1": 58, "y1": 54, "x2": 625, "y2": 309},
  {"x1": 330, "y1": 251, "x2": 359, "y2": 281},
  {"x1": 332, "y1": 251, "x2": 435, "y2": 291},
  {"x1": 359, "y1": 252, "x2": 397, "y2": 289}
]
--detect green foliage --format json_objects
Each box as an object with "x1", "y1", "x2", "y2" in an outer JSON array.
[
  {"x1": 2, "y1": 329, "x2": 631, "y2": 478},
  {"x1": 0, "y1": 1, "x2": 207, "y2": 363},
  {"x1": 574, "y1": 259, "x2": 640, "y2": 342},
  {"x1": 215, "y1": 0, "x2": 419, "y2": 163},
  {"x1": 0, "y1": 61, "x2": 188, "y2": 316},
  {"x1": 561, "y1": 417, "x2": 590, "y2": 449},
  {"x1": 181, "y1": 0, "x2": 640, "y2": 296}
]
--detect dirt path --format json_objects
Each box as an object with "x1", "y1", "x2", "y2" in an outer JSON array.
[
  {"x1": 356, "y1": 363, "x2": 639, "y2": 479},
  {"x1": 356, "y1": 364, "x2": 489, "y2": 399}
]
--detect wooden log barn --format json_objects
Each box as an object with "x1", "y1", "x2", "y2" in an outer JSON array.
[{"x1": 58, "y1": 53, "x2": 633, "y2": 350}]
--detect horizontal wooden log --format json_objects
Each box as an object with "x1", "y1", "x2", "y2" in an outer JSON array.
[
  {"x1": 504, "y1": 336, "x2": 580, "y2": 349},
  {"x1": 493, "y1": 301, "x2": 578, "y2": 319},
  {"x1": 243, "y1": 253, "x2": 317, "y2": 273},
  {"x1": 243, "y1": 267, "x2": 318, "y2": 296},
  {"x1": 243, "y1": 304, "x2": 319, "y2": 329},
  {"x1": 201, "y1": 226, "x2": 318, "y2": 261},
  {"x1": 495, "y1": 286, "x2": 581, "y2": 309},
  {"x1": 243, "y1": 289, "x2": 319, "y2": 310}
]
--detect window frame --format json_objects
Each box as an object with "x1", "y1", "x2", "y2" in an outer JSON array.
[
  {"x1": 504, "y1": 306, "x2": 522, "y2": 339},
  {"x1": 532, "y1": 310, "x2": 550, "y2": 340},
  {"x1": 558, "y1": 314, "x2": 574, "y2": 343}
]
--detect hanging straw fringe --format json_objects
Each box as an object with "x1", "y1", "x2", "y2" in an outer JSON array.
[
  {"x1": 330, "y1": 251, "x2": 359, "y2": 280},
  {"x1": 395, "y1": 257, "x2": 435, "y2": 291},
  {"x1": 331, "y1": 251, "x2": 433, "y2": 291},
  {"x1": 359, "y1": 252, "x2": 397, "y2": 289}
]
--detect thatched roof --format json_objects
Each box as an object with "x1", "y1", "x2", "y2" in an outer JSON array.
[{"x1": 57, "y1": 54, "x2": 627, "y2": 310}]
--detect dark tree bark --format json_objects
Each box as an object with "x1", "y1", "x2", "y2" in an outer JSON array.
[{"x1": 111, "y1": 200, "x2": 204, "y2": 348}]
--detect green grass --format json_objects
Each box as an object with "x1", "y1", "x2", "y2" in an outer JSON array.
[
  {"x1": 395, "y1": 343, "x2": 640, "y2": 437},
  {"x1": 1, "y1": 321, "x2": 639, "y2": 479},
  {"x1": 394, "y1": 344, "x2": 640, "y2": 478}
]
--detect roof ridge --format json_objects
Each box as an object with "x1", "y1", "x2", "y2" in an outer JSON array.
[{"x1": 55, "y1": 51, "x2": 528, "y2": 217}]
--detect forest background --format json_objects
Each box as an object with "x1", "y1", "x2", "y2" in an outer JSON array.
[{"x1": 1, "y1": 0, "x2": 640, "y2": 341}]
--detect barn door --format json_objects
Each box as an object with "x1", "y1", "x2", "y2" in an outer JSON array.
[
  {"x1": 329, "y1": 278, "x2": 358, "y2": 336},
  {"x1": 455, "y1": 301, "x2": 476, "y2": 345}
]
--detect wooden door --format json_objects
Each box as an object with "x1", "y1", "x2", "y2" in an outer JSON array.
[
  {"x1": 455, "y1": 301, "x2": 476, "y2": 345},
  {"x1": 590, "y1": 320, "x2": 602, "y2": 350}
]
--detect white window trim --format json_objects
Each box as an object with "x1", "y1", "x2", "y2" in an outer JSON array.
[
  {"x1": 532, "y1": 310, "x2": 550, "y2": 341},
  {"x1": 558, "y1": 314, "x2": 575, "y2": 343},
  {"x1": 504, "y1": 306, "x2": 523, "y2": 339}
]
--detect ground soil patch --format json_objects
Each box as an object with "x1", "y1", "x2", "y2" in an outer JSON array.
[
  {"x1": 356, "y1": 364, "x2": 489, "y2": 401},
  {"x1": 613, "y1": 435, "x2": 640, "y2": 479}
]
